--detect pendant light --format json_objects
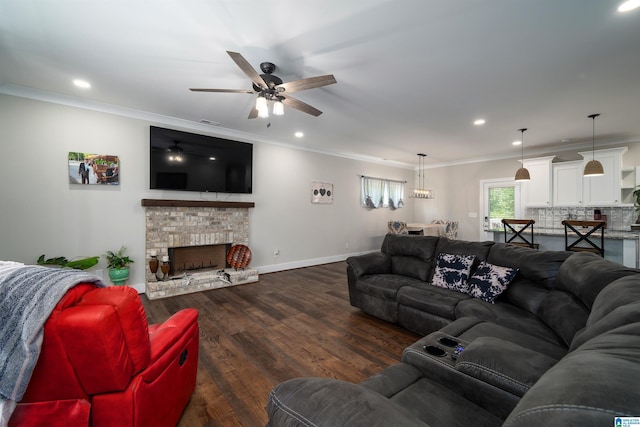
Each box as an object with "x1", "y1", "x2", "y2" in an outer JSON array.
[
  {"x1": 583, "y1": 113, "x2": 604, "y2": 177},
  {"x1": 410, "y1": 153, "x2": 434, "y2": 199},
  {"x1": 514, "y1": 128, "x2": 530, "y2": 181}
]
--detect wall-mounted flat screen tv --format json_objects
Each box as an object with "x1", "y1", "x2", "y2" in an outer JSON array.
[{"x1": 149, "y1": 126, "x2": 253, "y2": 193}]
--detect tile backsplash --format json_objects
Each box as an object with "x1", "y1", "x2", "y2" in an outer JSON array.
[{"x1": 525, "y1": 206, "x2": 638, "y2": 231}]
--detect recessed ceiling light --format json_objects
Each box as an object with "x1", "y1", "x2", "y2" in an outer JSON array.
[
  {"x1": 512, "y1": 140, "x2": 522, "y2": 146},
  {"x1": 474, "y1": 119, "x2": 486, "y2": 126},
  {"x1": 619, "y1": 0, "x2": 640, "y2": 12},
  {"x1": 209, "y1": 157, "x2": 216, "y2": 161},
  {"x1": 294, "y1": 131, "x2": 304, "y2": 138},
  {"x1": 73, "y1": 79, "x2": 91, "y2": 89}
]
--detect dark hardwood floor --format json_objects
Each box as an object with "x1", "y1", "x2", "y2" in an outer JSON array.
[{"x1": 141, "y1": 261, "x2": 419, "y2": 427}]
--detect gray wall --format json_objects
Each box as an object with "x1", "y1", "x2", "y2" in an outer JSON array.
[{"x1": 0, "y1": 94, "x2": 415, "y2": 292}]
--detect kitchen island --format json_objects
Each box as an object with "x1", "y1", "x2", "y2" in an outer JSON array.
[{"x1": 489, "y1": 227, "x2": 640, "y2": 268}]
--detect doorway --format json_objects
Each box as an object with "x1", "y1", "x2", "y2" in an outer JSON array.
[{"x1": 479, "y1": 178, "x2": 524, "y2": 240}]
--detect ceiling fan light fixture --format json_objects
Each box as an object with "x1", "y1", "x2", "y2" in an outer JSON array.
[
  {"x1": 514, "y1": 128, "x2": 530, "y2": 182},
  {"x1": 273, "y1": 99, "x2": 284, "y2": 116},
  {"x1": 584, "y1": 113, "x2": 604, "y2": 177},
  {"x1": 256, "y1": 94, "x2": 268, "y2": 111}
]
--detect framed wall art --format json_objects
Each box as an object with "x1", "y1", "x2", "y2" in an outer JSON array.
[
  {"x1": 69, "y1": 152, "x2": 120, "y2": 185},
  {"x1": 311, "y1": 181, "x2": 333, "y2": 204}
]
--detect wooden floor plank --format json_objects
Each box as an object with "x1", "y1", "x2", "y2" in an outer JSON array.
[{"x1": 141, "y1": 261, "x2": 419, "y2": 426}]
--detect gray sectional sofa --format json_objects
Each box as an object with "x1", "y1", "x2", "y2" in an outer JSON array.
[{"x1": 266, "y1": 234, "x2": 640, "y2": 426}]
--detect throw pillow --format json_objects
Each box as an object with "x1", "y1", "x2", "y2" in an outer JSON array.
[
  {"x1": 467, "y1": 261, "x2": 519, "y2": 303},
  {"x1": 431, "y1": 253, "x2": 475, "y2": 293}
]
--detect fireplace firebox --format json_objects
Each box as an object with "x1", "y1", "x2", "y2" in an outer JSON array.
[{"x1": 168, "y1": 244, "x2": 231, "y2": 276}]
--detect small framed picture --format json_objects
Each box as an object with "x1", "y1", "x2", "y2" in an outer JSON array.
[
  {"x1": 311, "y1": 181, "x2": 333, "y2": 204},
  {"x1": 69, "y1": 152, "x2": 120, "y2": 185}
]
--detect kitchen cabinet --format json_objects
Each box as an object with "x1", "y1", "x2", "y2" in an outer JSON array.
[
  {"x1": 578, "y1": 147, "x2": 628, "y2": 206},
  {"x1": 521, "y1": 156, "x2": 555, "y2": 207},
  {"x1": 553, "y1": 160, "x2": 583, "y2": 206}
]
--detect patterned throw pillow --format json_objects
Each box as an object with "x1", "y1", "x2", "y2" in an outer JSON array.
[
  {"x1": 431, "y1": 253, "x2": 476, "y2": 293},
  {"x1": 467, "y1": 261, "x2": 519, "y2": 303}
]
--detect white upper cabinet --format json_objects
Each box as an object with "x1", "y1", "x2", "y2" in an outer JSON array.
[
  {"x1": 553, "y1": 160, "x2": 583, "y2": 206},
  {"x1": 521, "y1": 156, "x2": 555, "y2": 207},
  {"x1": 578, "y1": 147, "x2": 628, "y2": 206}
]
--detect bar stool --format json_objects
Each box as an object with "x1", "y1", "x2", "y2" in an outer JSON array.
[
  {"x1": 562, "y1": 220, "x2": 606, "y2": 257},
  {"x1": 501, "y1": 219, "x2": 539, "y2": 249}
]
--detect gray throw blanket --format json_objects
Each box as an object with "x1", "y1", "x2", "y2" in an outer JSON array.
[{"x1": 0, "y1": 261, "x2": 104, "y2": 426}]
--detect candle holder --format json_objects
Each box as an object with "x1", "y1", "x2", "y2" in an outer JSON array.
[{"x1": 148, "y1": 255, "x2": 159, "y2": 281}]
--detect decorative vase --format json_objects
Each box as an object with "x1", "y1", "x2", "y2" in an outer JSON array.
[
  {"x1": 108, "y1": 267, "x2": 130, "y2": 285},
  {"x1": 148, "y1": 255, "x2": 159, "y2": 281}
]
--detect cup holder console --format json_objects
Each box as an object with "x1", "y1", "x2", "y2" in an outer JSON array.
[
  {"x1": 424, "y1": 345, "x2": 447, "y2": 357},
  {"x1": 421, "y1": 333, "x2": 468, "y2": 365},
  {"x1": 438, "y1": 336, "x2": 459, "y2": 347}
]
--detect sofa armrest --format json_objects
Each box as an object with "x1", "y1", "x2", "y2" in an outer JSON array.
[
  {"x1": 267, "y1": 377, "x2": 428, "y2": 427},
  {"x1": 455, "y1": 337, "x2": 558, "y2": 397},
  {"x1": 141, "y1": 308, "x2": 199, "y2": 381},
  {"x1": 346, "y1": 252, "x2": 391, "y2": 278}
]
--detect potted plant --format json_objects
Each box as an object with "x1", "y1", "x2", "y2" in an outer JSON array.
[
  {"x1": 37, "y1": 254, "x2": 99, "y2": 270},
  {"x1": 104, "y1": 246, "x2": 134, "y2": 285}
]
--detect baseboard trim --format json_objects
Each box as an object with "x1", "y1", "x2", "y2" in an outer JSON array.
[{"x1": 256, "y1": 250, "x2": 377, "y2": 275}]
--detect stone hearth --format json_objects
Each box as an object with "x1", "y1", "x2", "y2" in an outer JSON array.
[{"x1": 141, "y1": 199, "x2": 258, "y2": 299}]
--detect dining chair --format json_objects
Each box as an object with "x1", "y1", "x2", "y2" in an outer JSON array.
[
  {"x1": 501, "y1": 219, "x2": 539, "y2": 249},
  {"x1": 562, "y1": 220, "x2": 606, "y2": 257}
]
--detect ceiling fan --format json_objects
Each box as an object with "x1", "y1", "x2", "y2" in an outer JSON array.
[{"x1": 190, "y1": 51, "x2": 337, "y2": 119}]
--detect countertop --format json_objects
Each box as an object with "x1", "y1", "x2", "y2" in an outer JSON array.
[{"x1": 489, "y1": 227, "x2": 640, "y2": 240}]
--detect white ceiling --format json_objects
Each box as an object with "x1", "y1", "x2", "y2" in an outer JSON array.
[{"x1": 1, "y1": 0, "x2": 639, "y2": 168}]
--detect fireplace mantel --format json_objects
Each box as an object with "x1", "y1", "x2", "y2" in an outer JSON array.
[{"x1": 141, "y1": 199, "x2": 254, "y2": 208}]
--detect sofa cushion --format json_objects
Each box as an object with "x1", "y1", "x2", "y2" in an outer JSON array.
[
  {"x1": 355, "y1": 274, "x2": 423, "y2": 300},
  {"x1": 455, "y1": 337, "x2": 558, "y2": 397},
  {"x1": 391, "y1": 256, "x2": 431, "y2": 281},
  {"x1": 441, "y1": 317, "x2": 567, "y2": 360},
  {"x1": 504, "y1": 322, "x2": 640, "y2": 427},
  {"x1": 500, "y1": 279, "x2": 550, "y2": 315},
  {"x1": 555, "y1": 252, "x2": 640, "y2": 309},
  {"x1": 570, "y1": 276, "x2": 640, "y2": 351},
  {"x1": 487, "y1": 244, "x2": 570, "y2": 290},
  {"x1": 397, "y1": 283, "x2": 472, "y2": 320},
  {"x1": 466, "y1": 261, "x2": 518, "y2": 303},
  {"x1": 456, "y1": 299, "x2": 565, "y2": 347},
  {"x1": 432, "y1": 253, "x2": 475, "y2": 293},
  {"x1": 537, "y1": 290, "x2": 589, "y2": 347},
  {"x1": 382, "y1": 234, "x2": 439, "y2": 281}
]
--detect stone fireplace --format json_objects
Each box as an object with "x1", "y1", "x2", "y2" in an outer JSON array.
[{"x1": 141, "y1": 199, "x2": 258, "y2": 299}]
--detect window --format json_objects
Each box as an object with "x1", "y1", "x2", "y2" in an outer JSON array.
[
  {"x1": 360, "y1": 176, "x2": 405, "y2": 210},
  {"x1": 488, "y1": 186, "x2": 515, "y2": 229},
  {"x1": 480, "y1": 178, "x2": 523, "y2": 233}
]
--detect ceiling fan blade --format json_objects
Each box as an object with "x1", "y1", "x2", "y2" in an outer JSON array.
[
  {"x1": 248, "y1": 106, "x2": 258, "y2": 119},
  {"x1": 226, "y1": 51, "x2": 267, "y2": 89},
  {"x1": 190, "y1": 88, "x2": 254, "y2": 93},
  {"x1": 282, "y1": 96, "x2": 323, "y2": 117},
  {"x1": 278, "y1": 75, "x2": 337, "y2": 93}
]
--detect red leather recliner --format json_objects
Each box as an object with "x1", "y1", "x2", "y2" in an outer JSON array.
[{"x1": 8, "y1": 284, "x2": 199, "y2": 427}]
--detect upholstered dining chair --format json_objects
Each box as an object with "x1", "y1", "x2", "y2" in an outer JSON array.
[
  {"x1": 431, "y1": 220, "x2": 458, "y2": 239},
  {"x1": 387, "y1": 220, "x2": 408, "y2": 234}
]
